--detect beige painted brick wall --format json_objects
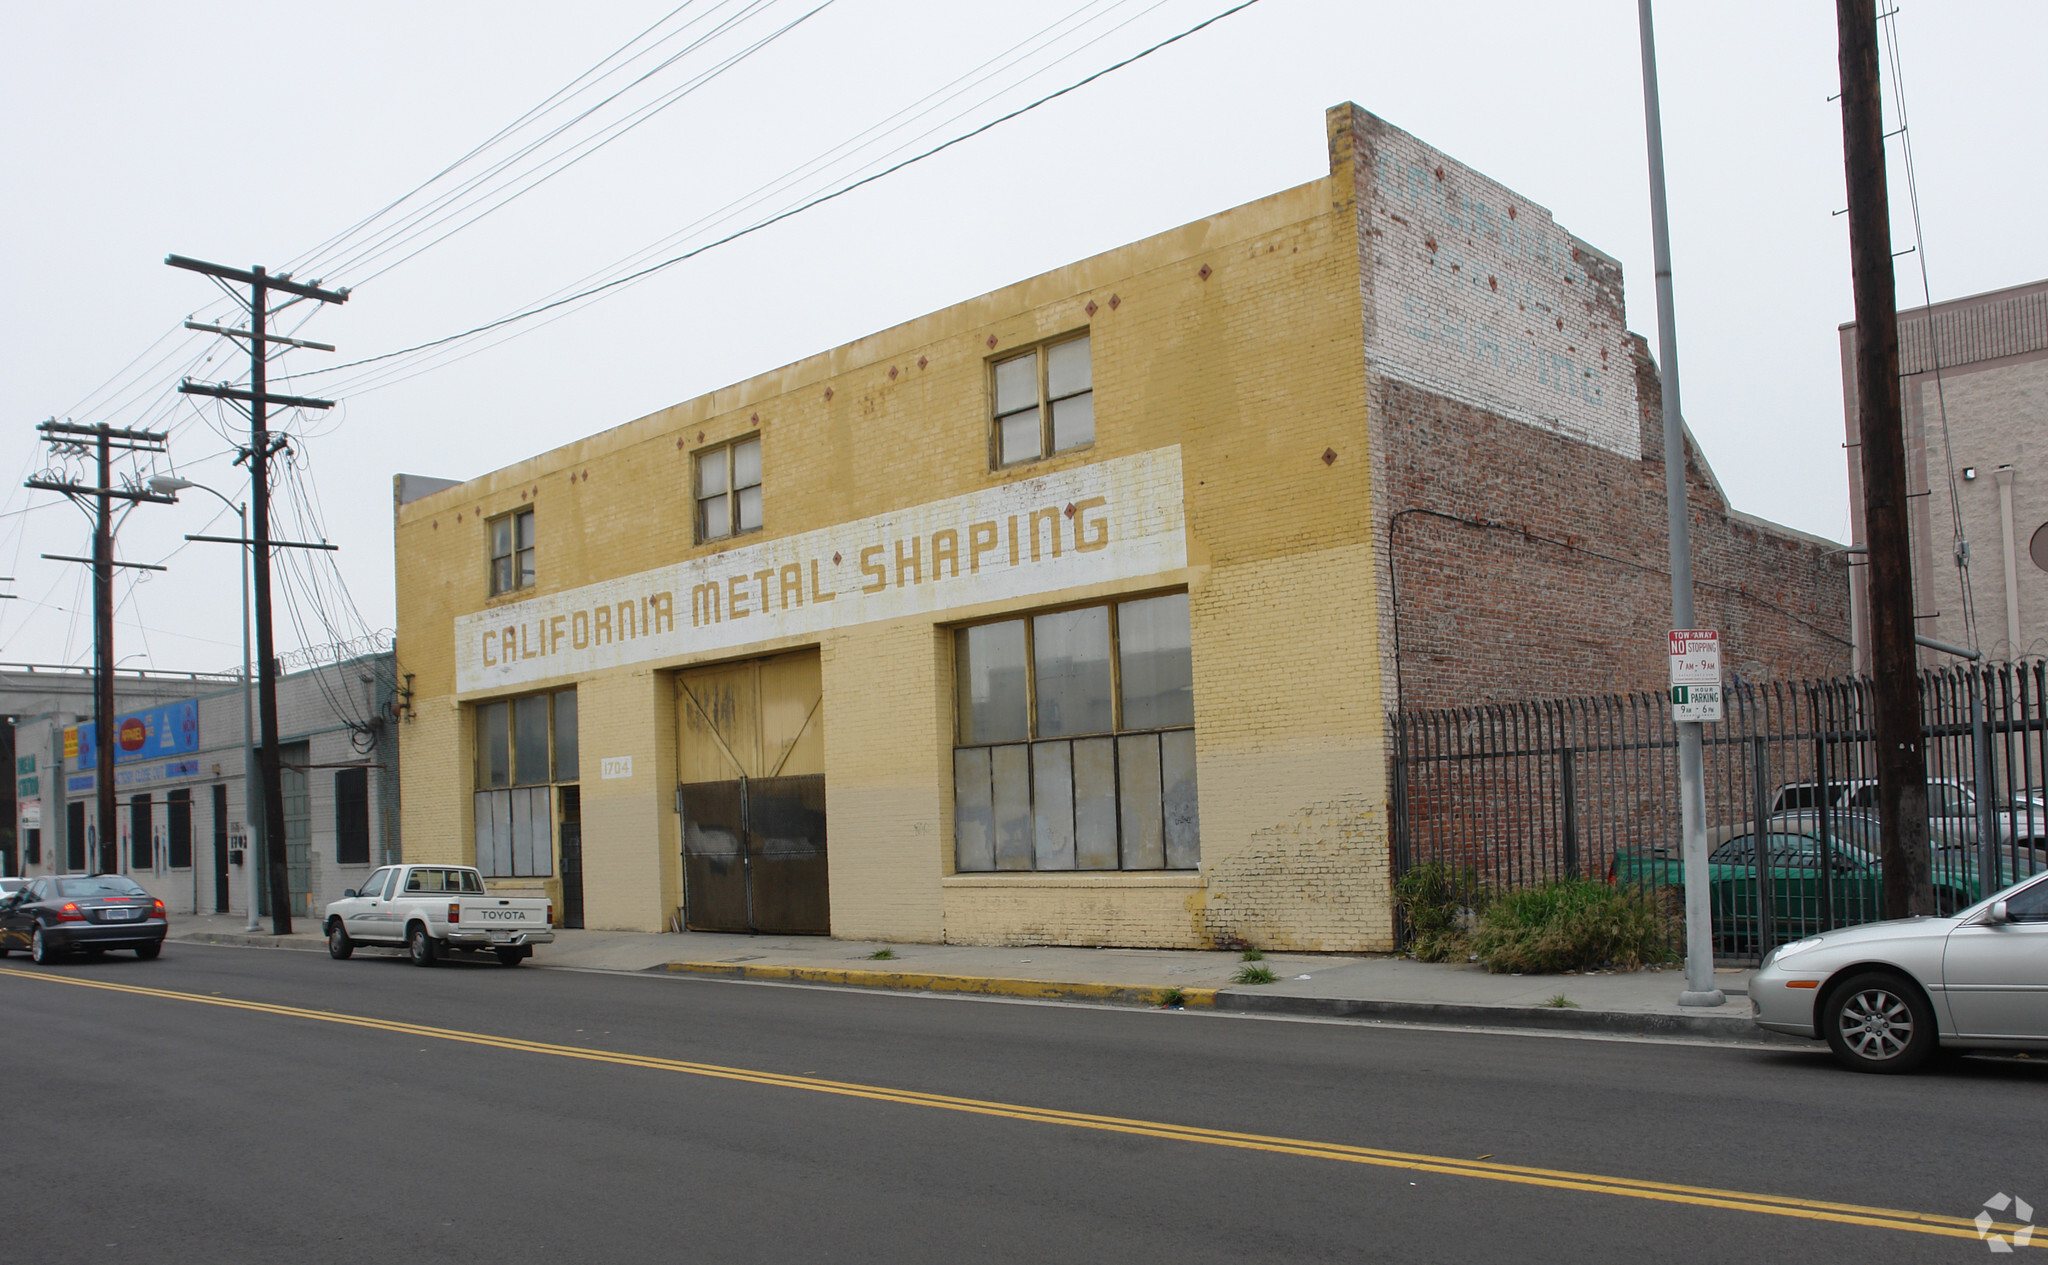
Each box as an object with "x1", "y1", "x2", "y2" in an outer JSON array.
[{"x1": 395, "y1": 108, "x2": 1395, "y2": 951}]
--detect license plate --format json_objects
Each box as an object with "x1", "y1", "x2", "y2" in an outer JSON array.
[
  {"x1": 490, "y1": 932, "x2": 515, "y2": 943},
  {"x1": 101, "y1": 907, "x2": 140, "y2": 921}
]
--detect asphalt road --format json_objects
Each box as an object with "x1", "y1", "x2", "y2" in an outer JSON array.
[{"x1": 2, "y1": 942, "x2": 2041, "y2": 1264}]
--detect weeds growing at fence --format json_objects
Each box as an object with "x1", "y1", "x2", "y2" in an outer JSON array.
[
  {"x1": 1395, "y1": 862, "x2": 1487, "y2": 963},
  {"x1": 1467, "y1": 879, "x2": 1678, "y2": 974}
]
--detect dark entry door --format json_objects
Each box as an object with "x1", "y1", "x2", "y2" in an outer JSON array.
[
  {"x1": 68, "y1": 801, "x2": 86, "y2": 871},
  {"x1": 676, "y1": 651, "x2": 828, "y2": 934},
  {"x1": 558, "y1": 785, "x2": 585, "y2": 930},
  {"x1": 680, "y1": 780, "x2": 750, "y2": 932},
  {"x1": 212, "y1": 784, "x2": 231, "y2": 912}
]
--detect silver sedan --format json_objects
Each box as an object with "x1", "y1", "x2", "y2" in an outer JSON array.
[{"x1": 1752, "y1": 871, "x2": 2048, "y2": 1072}]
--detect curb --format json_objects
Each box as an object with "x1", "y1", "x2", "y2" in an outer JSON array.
[
  {"x1": 661, "y1": 961, "x2": 1219, "y2": 1010},
  {"x1": 177, "y1": 932, "x2": 328, "y2": 953},
  {"x1": 661, "y1": 960, "x2": 1782, "y2": 1040},
  {"x1": 1213, "y1": 991, "x2": 1783, "y2": 1040}
]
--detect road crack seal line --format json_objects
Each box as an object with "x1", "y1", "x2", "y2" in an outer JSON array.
[{"x1": 3, "y1": 966, "x2": 2032, "y2": 1248}]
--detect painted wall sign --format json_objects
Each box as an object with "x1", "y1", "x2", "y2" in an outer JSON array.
[
  {"x1": 16, "y1": 776, "x2": 37, "y2": 798},
  {"x1": 455, "y1": 446, "x2": 1188, "y2": 694},
  {"x1": 67, "y1": 773, "x2": 94, "y2": 793},
  {"x1": 16, "y1": 753, "x2": 34, "y2": 775},
  {"x1": 74, "y1": 700, "x2": 201, "y2": 768}
]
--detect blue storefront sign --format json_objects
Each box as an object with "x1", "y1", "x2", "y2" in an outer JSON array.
[{"x1": 75, "y1": 700, "x2": 199, "y2": 769}]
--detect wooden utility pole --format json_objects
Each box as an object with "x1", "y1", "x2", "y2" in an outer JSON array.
[
  {"x1": 169, "y1": 256, "x2": 346, "y2": 935},
  {"x1": 27, "y1": 421, "x2": 173, "y2": 872},
  {"x1": 1837, "y1": 0, "x2": 1932, "y2": 919}
]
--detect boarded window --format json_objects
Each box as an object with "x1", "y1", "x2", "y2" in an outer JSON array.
[
  {"x1": 953, "y1": 592, "x2": 1197, "y2": 873},
  {"x1": 334, "y1": 767, "x2": 370, "y2": 866},
  {"x1": 473, "y1": 787, "x2": 553, "y2": 878}
]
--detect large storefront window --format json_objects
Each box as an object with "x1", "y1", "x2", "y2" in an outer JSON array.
[
  {"x1": 473, "y1": 688, "x2": 578, "y2": 878},
  {"x1": 953, "y1": 592, "x2": 1197, "y2": 872}
]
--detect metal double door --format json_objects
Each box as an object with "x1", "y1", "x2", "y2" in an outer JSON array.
[{"x1": 677, "y1": 650, "x2": 829, "y2": 934}]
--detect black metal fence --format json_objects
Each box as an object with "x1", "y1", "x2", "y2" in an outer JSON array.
[{"x1": 1390, "y1": 661, "x2": 2048, "y2": 963}]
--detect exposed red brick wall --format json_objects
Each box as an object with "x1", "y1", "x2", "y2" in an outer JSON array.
[{"x1": 1375, "y1": 339, "x2": 1852, "y2": 713}]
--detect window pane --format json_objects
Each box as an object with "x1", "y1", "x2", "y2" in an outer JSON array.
[
  {"x1": 1117, "y1": 733, "x2": 1165, "y2": 868},
  {"x1": 492, "y1": 518, "x2": 511, "y2": 559},
  {"x1": 1033, "y1": 606, "x2": 1112, "y2": 737},
  {"x1": 953, "y1": 748, "x2": 994, "y2": 872},
  {"x1": 1051, "y1": 392, "x2": 1094, "y2": 452},
  {"x1": 553, "y1": 690, "x2": 578, "y2": 781},
  {"x1": 994, "y1": 353, "x2": 1038, "y2": 413},
  {"x1": 736, "y1": 485, "x2": 762, "y2": 532},
  {"x1": 991, "y1": 744, "x2": 1033, "y2": 871},
  {"x1": 493, "y1": 557, "x2": 512, "y2": 595},
  {"x1": 517, "y1": 547, "x2": 535, "y2": 588},
  {"x1": 956, "y1": 621, "x2": 1029, "y2": 744},
  {"x1": 1162, "y1": 728, "x2": 1200, "y2": 868},
  {"x1": 732, "y1": 437, "x2": 761, "y2": 489},
  {"x1": 1031, "y1": 741, "x2": 1076, "y2": 870},
  {"x1": 1118, "y1": 593, "x2": 1194, "y2": 729},
  {"x1": 479, "y1": 702, "x2": 510, "y2": 788},
  {"x1": 700, "y1": 494, "x2": 730, "y2": 540},
  {"x1": 1047, "y1": 336, "x2": 1090, "y2": 397},
  {"x1": 516, "y1": 510, "x2": 535, "y2": 549},
  {"x1": 1072, "y1": 736, "x2": 1119, "y2": 869},
  {"x1": 698, "y1": 451, "x2": 727, "y2": 496},
  {"x1": 514, "y1": 694, "x2": 550, "y2": 785},
  {"x1": 999, "y1": 408, "x2": 1042, "y2": 465}
]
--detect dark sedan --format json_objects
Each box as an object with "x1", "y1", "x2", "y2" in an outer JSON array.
[{"x1": 0, "y1": 875, "x2": 166, "y2": 963}]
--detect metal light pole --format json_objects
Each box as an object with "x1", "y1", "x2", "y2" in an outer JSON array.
[
  {"x1": 1637, "y1": 0, "x2": 1724, "y2": 1007},
  {"x1": 150, "y1": 476, "x2": 260, "y2": 929}
]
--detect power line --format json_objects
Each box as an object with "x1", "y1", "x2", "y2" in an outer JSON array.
[
  {"x1": 1876, "y1": 6, "x2": 1979, "y2": 654},
  {"x1": 301, "y1": 0, "x2": 1266, "y2": 383}
]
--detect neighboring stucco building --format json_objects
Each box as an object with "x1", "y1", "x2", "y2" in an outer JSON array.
[
  {"x1": 10, "y1": 653, "x2": 401, "y2": 920},
  {"x1": 394, "y1": 104, "x2": 1847, "y2": 951},
  {"x1": 1842, "y1": 277, "x2": 2048, "y2": 666}
]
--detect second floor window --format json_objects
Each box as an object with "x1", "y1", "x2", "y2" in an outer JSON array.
[
  {"x1": 993, "y1": 333, "x2": 1093, "y2": 467},
  {"x1": 697, "y1": 435, "x2": 762, "y2": 543},
  {"x1": 490, "y1": 509, "x2": 535, "y2": 595}
]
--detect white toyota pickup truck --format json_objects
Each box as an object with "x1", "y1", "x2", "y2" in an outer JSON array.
[{"x1": 323, "y1": 864, "x2": 553, "y2": 967}]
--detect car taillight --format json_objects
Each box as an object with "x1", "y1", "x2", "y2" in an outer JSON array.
[
  {"x1": 56, "y1": 902, "x2": 86, "y2": 922},
  {"x1": 151, "y1": 899, "x2": 166, "y2": 918},
  {"x1": 547, "y1": 902, "x2": 554, "y2": 927},
  {"x1": 448, "y1": 902, "x2": 460, "y2": 922}
]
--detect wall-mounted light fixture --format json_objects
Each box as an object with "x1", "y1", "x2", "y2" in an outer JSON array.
[{"x1": 1963, "y1": 467, "x2": 1978, "y2": 481}]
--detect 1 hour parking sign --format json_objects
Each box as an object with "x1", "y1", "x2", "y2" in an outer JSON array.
[{"x1": 1669, "y1": 629, "x2": 1723, "y2": 722}]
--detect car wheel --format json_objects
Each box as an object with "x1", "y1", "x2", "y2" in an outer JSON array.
[
  {"x1": 494, "y1": 947, "x2": 525, "y2": 967},
  {"x1": 30, "y1": 927, "x2": 60, "y2": 965},
  {"x1": 0, "y1": 947, "x2": 10, "y2": 957},
  {"x1": 1823, "y1": 971, "x2": 1936, "y2": 1073},
  {"x1": 134, "y1": 942, "x2": 160, "y2": 960},
  {"x1": 327, "y1": 921, "x2": 354, "y2": 960},
  {"x1": 407, "y1": 924, "x2": 438, "y2": 967}
]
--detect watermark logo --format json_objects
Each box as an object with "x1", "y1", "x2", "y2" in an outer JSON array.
[{"x1": 1976, "y1": 1193, "x2": 2035, "y2": 1254}]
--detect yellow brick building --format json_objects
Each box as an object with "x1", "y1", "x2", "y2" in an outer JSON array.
[{"x1": 398, "y1": 103, "x2": 1841, "y2": 951}]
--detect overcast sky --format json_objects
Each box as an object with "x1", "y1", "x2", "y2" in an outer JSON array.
[{"x1": 2, "y1": 0, "x2": 2043, "y2": 676}]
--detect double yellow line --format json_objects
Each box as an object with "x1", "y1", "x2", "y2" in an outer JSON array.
[{"x1": 2, "y1": 966, "x2": 2030, "y2": 1247}]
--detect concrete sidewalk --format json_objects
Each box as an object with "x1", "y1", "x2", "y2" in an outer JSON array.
[{"x1": 171, "y1": 913, "x2": 1768, "y2": 1040}]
